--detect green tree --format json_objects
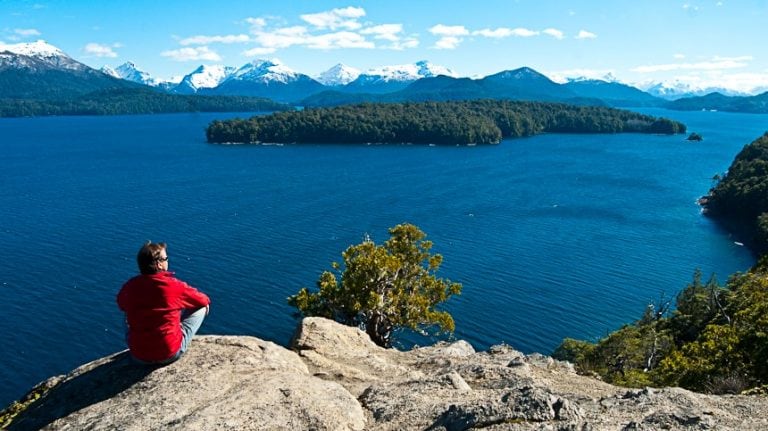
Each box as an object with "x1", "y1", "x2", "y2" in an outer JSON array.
[
  {"x1": 288, "y1": 223, "x2": 462, "y2": 347},
  {"x1": 669, "y1": 270, "x2": 727, "y2": 343}
]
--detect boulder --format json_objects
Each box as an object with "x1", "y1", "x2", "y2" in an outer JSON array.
[
  {"x1": 4, "y1": 317, "x2": 768, "y2": 430},
  {"x1": 6, "y1": 335, "x2": 365, "y2": 431}
]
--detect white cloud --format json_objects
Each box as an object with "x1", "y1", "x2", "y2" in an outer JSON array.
[
  {"x1": 396, "y1": 37, "x2": 419, "y2": 50},
  {"x1": 542, "y1": 28, "x2": 564, "y2": 39},
  {"x1": 434, "y1": 36, "x2": 462, "y2": 50},
  {"x1": 576, "y1": 30, "x2": 597, "y2": 39},
  {"x1": 300, "y1": 6, "x2": 365, "y2": 30},
  {"x1": 252, "y1": 26, "x2": 309, "y2": 49},
  {"x1": 631, "y1": 56, "x2": 752, "y2": 73},
  {"x1": 473, "y1": 27, "x2": 539, "y2": 38},
  {"x1": 429, "y1": 24, "x2": 468, "y2": 49},
  {"x1": 250, "y1": 25, "x2": 376, "y2": 51},
  {"x1": 242, "y1": 46, "x2": 277, "y2": 57},
  {"x1": 360, "y1": 24, "x2": 403, "y2": 42},
  {"x1": 306, "y1": 31, "x2": 374, "y2": 49},
  {"x1": 175, "y1": 7, "x2": 413, "y2": 58},
  {"x1": 511, "y1": 27, "x2": 539, "y2": 37},
  {"x1": 179, "y1": 34, "x2": 250, "y2": 46},
  {"x1": 14, "y1": 28, "x2": 41, "y2": 37},
  {"x1": 245, "y1": 17, "x2": 267, "y2": 28},
  {"x1": 473, "y1": 28, "x2": 510, "y2": 38},
  {"x1": 429, "y1": 24, "x2": 469, "y2": 36},
  {"x1": 83, "y1": 43, "x2": 117, "y2": 58},
  {"x1": 161, "y1": 46, "x2": 222, "y2": 62},
  {"x1": 674, "y1": 53, "x2": 685, "y2": 59}
]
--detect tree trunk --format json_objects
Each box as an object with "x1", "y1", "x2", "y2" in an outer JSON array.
[{"x1": 366, "y1": 311, "x2": 393, "y2": 348}]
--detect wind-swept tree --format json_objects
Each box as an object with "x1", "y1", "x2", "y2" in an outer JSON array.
[{"x1": 288, "y1": 223, "x2": 462, "y2": 347}]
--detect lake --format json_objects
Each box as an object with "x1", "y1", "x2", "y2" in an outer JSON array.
[{"x1": 0, "y1": 108, "x2": 764, "y2": 407}]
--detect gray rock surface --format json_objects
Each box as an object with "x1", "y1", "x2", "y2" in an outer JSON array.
[{"x1": 5, "y1": 317, "x2": 768, "y2": 430}]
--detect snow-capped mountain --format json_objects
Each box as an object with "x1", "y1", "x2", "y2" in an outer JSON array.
[
  {"x1": 316, "y1": 63, "x2": 360, "y2": 86},
  {"x1": 173, "y1": 64, "x2": 235, "y2": 94},
  {"x1": 343, "y1": 60, "x2": 456, "y2": 93},
  {"x1": 359, "y1": 60, "x2": 457, "y2": 83},
  {"x1": 565, "y1": 72, "x2": 620, "y2": 84},
  {"x1": 0, "y1": 39, "x2": 86, "y2": 71},
  {"x1": 101, "y1": 65, "x2": 118, "y2": 77},
  {"x1": 208, "y1": 58, "x2": 325, "y2": 102},
  {"x1": 641, "y1": 80, "x2": 750, "y2": 100},
  {"x1": 228, "y1": 59, "x2": 304, "y2": 84},
  {"x1": 563, "y1": 76, "x2": 662, "y2": 107},
  {"x1": 0, "y1": 40, "x2": 137, "y2": 100},
  {"x1": 101, "y1": 62, "x2": 157, "y2": 86}
]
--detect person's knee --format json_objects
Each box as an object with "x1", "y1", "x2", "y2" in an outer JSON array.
[
  {"x1": 181, "y1": 307, "x2": 207, "y2": 334},
  {"x1": 190, "y1": 306, "x2": 207, "y2": 318}
]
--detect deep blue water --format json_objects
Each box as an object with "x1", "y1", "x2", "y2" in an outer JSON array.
[{"x1": 1, "y1": 109, "x2": 765, "y2": 407}]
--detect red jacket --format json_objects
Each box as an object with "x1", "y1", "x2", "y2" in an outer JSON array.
[{"x1": 117, "y1": 271, "x2": 210, "y2": 362}]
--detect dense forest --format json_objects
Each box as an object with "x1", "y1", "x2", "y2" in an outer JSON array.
[
  {"x1": 700, "y1": 132, "x2": 768, "y2": 255},
  {"x1": 206, "y1": 100, "x2": 686, "y2": 145},
  {"x1": 553, "y1": 258, "x2": 768, "y2": 395},
  {"x1": 0, "y1": 88, "x2": 288, "y2": 117}
]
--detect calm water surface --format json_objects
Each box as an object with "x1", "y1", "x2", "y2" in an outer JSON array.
[{"x1": 0, "y1": 109, "x2": 764, "y2": 406}]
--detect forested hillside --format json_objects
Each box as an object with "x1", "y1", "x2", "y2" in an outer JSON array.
[
  {"x1": 0, "y1": 88, "x2": 288, "y2": 117},
  {"x1": 554, "y1": 257, "x2": 768, "y2": 395},
  {"x1": 206, "y1": 100, "x2": 686, "y2": 145},
  {"x1": 701, "y1": 132, "x2": 768, "y2": 255}
]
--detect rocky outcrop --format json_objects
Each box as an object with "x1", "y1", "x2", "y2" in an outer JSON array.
[{"x1": 5, "y1": 317, "x2": 768, "y2": 430}]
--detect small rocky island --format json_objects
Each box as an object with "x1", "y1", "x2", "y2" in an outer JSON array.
[
  {"x1": 206, "y1": 100, "x2": 687, "y2": 145},
  {"x1": 687, "y1": 132, "x2": 703, "y2": 141},
  {"x1": 3, "y1": 317, "x2": 766, "y2": 430}
]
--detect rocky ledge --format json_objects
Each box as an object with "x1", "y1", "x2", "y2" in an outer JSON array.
[{"x1": 4, "y1": 317, "x2": 767, "y2": 430}]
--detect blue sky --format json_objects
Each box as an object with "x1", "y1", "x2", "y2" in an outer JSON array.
[{"x1": 2, "y1": 0, "x2": 767, "y2": 92}]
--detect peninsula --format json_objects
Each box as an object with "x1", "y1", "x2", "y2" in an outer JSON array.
[{"x1": 700, "y1": 132, "x2": 768, "y2": 256}]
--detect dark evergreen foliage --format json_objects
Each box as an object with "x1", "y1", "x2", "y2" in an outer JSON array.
[
  {"x1": 702, "y1": 132, "x2": 768, "y2": 255},
  {"x1": 206, "y1": 100, "x2": 686, "y2": 145},
  {"x1": 554, "y1": 258, "x2": 768, "y2": 394},
  {"x1": 0, "y1": 66, "x2": 139, "y2": 100},
  {"x1": 0, "y1": 88, "x2": 288, "y2": 117}
]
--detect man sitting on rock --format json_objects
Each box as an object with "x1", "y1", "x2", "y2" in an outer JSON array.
[{"x1": 118, "y1": 241, "x2": 210, "y2": 365}]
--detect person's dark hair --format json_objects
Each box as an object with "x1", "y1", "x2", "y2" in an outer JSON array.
[{"x1": 137, "y1": 241, "x2": 167, "y2": 275}]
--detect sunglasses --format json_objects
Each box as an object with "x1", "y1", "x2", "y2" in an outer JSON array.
[{"x1": 157, "y1": 256, "x2": 169, "y2": 262}]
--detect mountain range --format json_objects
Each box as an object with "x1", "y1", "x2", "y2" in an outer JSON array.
[{"x1": 2, "y1": 40, "x2": 768, "y2": 113}]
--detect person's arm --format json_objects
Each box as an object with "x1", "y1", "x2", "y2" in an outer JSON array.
[{"x1": 176, "y1": 279, "x2": 211, "y2": 309}]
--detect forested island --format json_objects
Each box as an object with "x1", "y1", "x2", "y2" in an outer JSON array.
[
  {"x1": 0, "y1": 88, "x2": 288, "y2": 117},
  {"x1": 206, "y1": 100, "x2": 686, "y2": 145},
  {"x1": 700, "y1": 132, "x2": 768, "y2": 255}
]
